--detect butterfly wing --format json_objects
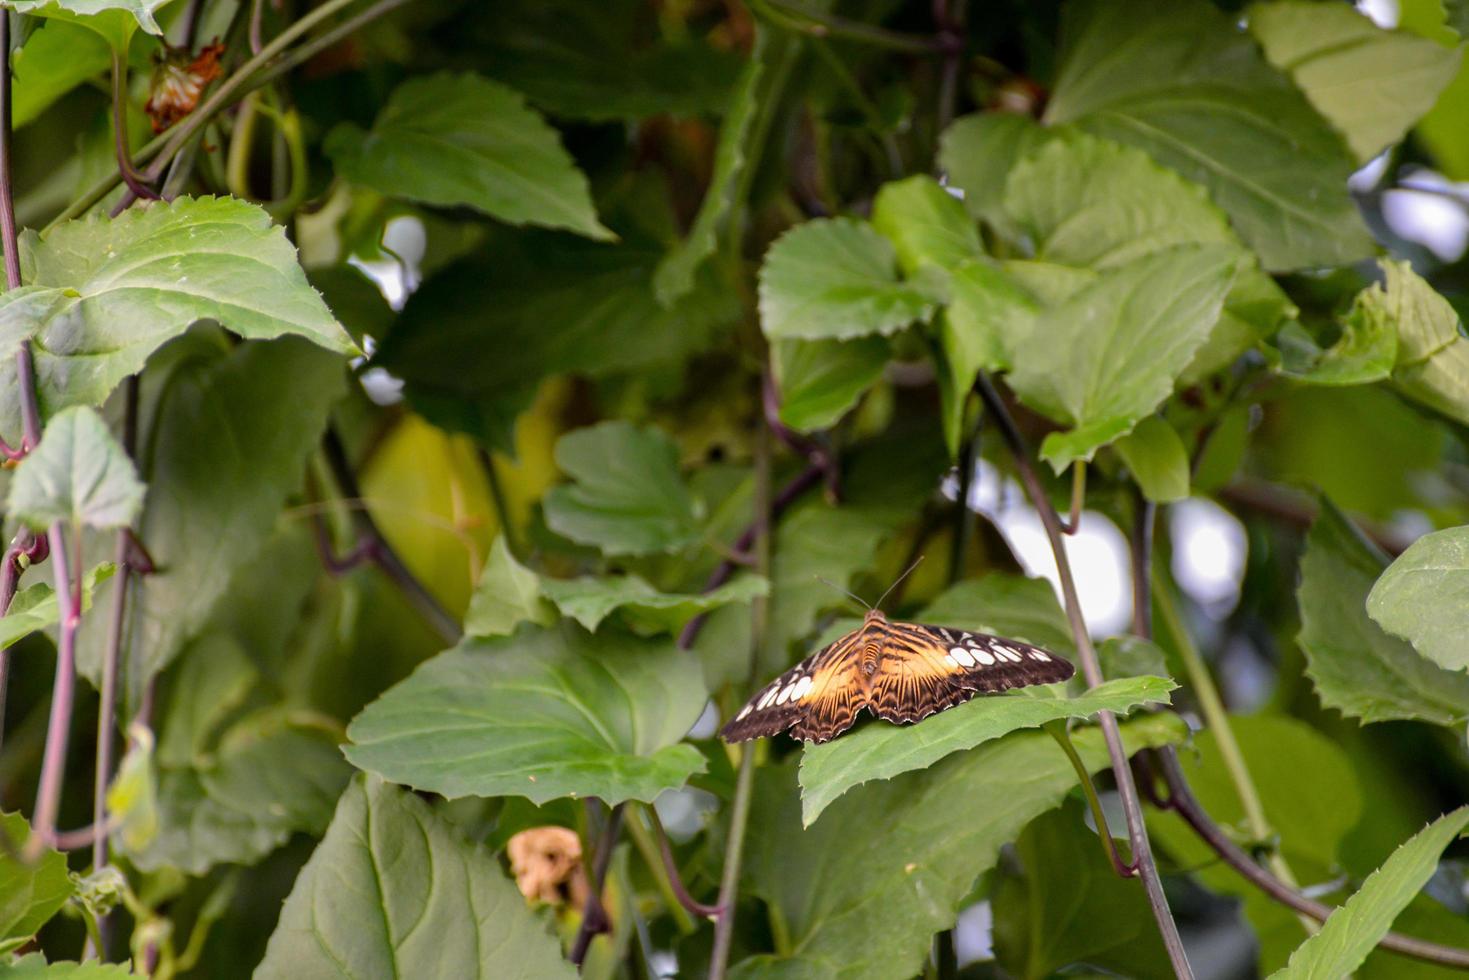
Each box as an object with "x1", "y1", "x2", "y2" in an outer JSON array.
[
  {"x1": 719, "y1": 629, "x2": 867, "y2": 744},
  {"x1": 871, "y1": 622, "x2": 1074, "y2": 725}
]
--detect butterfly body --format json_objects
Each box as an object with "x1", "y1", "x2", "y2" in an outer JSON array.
[{"x1": 719, "y1": 609, "x2": 1074, "y2": 744}]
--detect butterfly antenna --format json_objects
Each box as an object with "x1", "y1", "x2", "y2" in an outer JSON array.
[
  {"x1": 814, "y1": 575, "x2": 871, "y2": 611},
  {"x1": 873, "y1": 555, "x2": 925, "y2": 611}
]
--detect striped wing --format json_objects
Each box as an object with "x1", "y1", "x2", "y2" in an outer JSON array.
[
  {"x1": 871, "y1": 622, "x2": 1074, "y2": 725},
  {"x1": 718, "y1": 629, "x2": 867, "y2": 744}
]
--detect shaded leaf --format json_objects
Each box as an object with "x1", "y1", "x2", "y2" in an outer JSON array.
[
  {"x1": 1114, "y1": 416, "x2": 1190, "y2": 503},
  {"x1": 0, "y1": 196, "x2": 354, "y2": 445},
  {"x1": 915, "y1": 574, "x2": 1075, "y2": 656},
  {"x1": 7, "y1": 406, "x2": 144, "y2": 531},
  {"x1": 1273, "y1": 807, "x2": 1469, "y2": 980},
  {"x1": 0, "y1": 563, "x2": 113, "y2": 650},
  {"x1": 758, "y1": 218, "x2": 938, "y2": 342},
  {"x1": 1250, "y1": 1, "x2": 1462, "y2": 163},
  {"x1": 255, "y1": 773, "x2": 575, "y2": 979},
  {"x1": 1275, "y1": 305, "x2": 1397, "y2": 387},
  {"x1": 541, "y1": 572, "x2": 766, "y2": 633},
  {"x1": 12, "y1": 20, "x2": 111, "y2": 127},
  {"x1": 345, "y1": 625, "x2": 708, "y2": 805},
  {"x1": 1368, "y1": 526, "x2": 1469, "y2": 673},
  {"x1": 1045, "y1": 0, "x2": 1373, "y2": 270},
  {"x1": 4, "y1": 0, "x2": 169, "y2": 49},
  {"x1": 464, "y1": 536, "x2": 555, "y2": 638},
  {"x1": 798, "y1": 676, "x2": 1173, "y2": 826},
  {"x1": 1005, "y1": 245, "x2": 1240, "y2": 471},
  {"x1": 325, "y1": 72, "x2": 610, "y2": 240},
  {"x1": 105, "y1": 726, "x2": 158, "y2": 854},
  {"x1": 1097, "y1": 635, "x2": 1170, "y2": 681},
  {"x1": 542, "y1": 421, "x2": 703, "y2": 556},
  {"x1": 772, "y1": 336, "x2": 890, "y2": 433},
  {"x1": 735, "y1": 715, "x2": 1186, "y2": 979},
  {"x1": 0, "y1": 813, "x2": 72, "y2": 955},
  {"x1": 1298, "y1": 499, "x2": 1469, "y2": 726}
]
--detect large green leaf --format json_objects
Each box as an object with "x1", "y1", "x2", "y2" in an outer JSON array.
[
  {"x1": 255, "y1": 773, "x2": 576, "y2": 979},
  {"x1": 375, "y1": 233, "x2": 738, "y2": 453},
  {"x1": 0, "y1": 813, "x2": 72, "y2": 955},
  {"x1": 1297, "y1": 500, "x2": 1469, "y2": 726},
  {"x1": 772, "y1": 336, "x2": 891, "y2": 433},
  {"x1": 0, "y1": 196, "x2": 354, "y2": 445},
  {"x1": 1114, "y1": 416, "x2": 1190, "y2": 503},
  {"x1": 992, "y1": 801, "x2": 1170, "y2": 979},
  {"x1": 0, "y1": 563, "x2": 113, "y2": 650},
  {"x1": 542, "y1": 421, "x2": 704, "y2": 555},
  {"x1": 325, "y1": 72, "x2": 611, "y2": 241},
  {"x1": 74, "y1": 338, "x2": 346, "y2": 706},
  {"x1": 1249, "y1": 1, "x2": 1462, "y2": 163},
  {"x1": 344, "y1": 625, "x2": 707, "y2": 805},
  {"x1": 1367, "y1": 526, "x2": 1469, "y2": 673},
  {"x1": 1005, "y1": 244, "x2": 1240, "y2": 471},
  {"x1": 540, "y1": 572, "x2": 767, "y2": 633},
  {"x1": 869, "y1": 174, "x2": 982, "y2": 277},
  {"x1": 938, "y1": 112, "x2": 1051, "y2": 237},
  {"x1": 733, "y1": 715, "x2": 1185, "y2": 979},
  {"x1": 1273, "y1": 807, "x2": 1469, "y2": 980},
  {"x1": 758, "y1": 218, "x2": 938, "y2": 341},
  {"x1": 1045, "y1": 0, "x2": 1373, "y2": 271},
  {"x1": 798, "y1": 676, "x2": 1174, "y2": 826},
  {"x1": 7, "y1": 406, "x2": 144, "y2": 531},
  {"x1": 0, "y1": 955, "x2": 135, "y2": 978},
  {"x1": 4, "y1": 0, "x2": 171, "y2": 49},
  {"x1": 12, "y1": 20, "x2": 111, "y2": 127}
]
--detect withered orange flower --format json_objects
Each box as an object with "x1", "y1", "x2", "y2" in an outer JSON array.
[
  {"x1": 506, "y1": 826, "x2": 590, "y2": 909},
  {"x1": 145, "y1": 41, "x2": 226, "y2": 134}
]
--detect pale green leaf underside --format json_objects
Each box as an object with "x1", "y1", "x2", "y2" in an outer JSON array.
[
  {"x1": 7, "y1": 406, "x2": 145, "y2": 531},
  {"x1": 464, "y1": 536, "x2": 556, "y2": 638},
  {"x1": 344, "y1": 625, "x2": 708, "y2": 805},
  {"x1": 773, "y1": 336, "x2": 890, "y2": 433},
  {"x1": 255, "y1": 774, "x2": 576, "y2": 980},
  {"x1": 869, "y1": 174, "x2": 982, "y2": 276},
  {"x1": 1114, "y1": 416, "x2": 1191, "y2": 503},
  {"x1": 1367, "y1": 526, "x2": 1469, "y2": 673},
  {"x1": 798, "y1": 675, "x2": 1175, "y2": 825},
  {"x1": 1272, "y1": 807, "x2": 1469, "y2": 979},
  {"x1": 0, "y1": 195, "x2": 355, "y2": 445},
  {"x1": 326, "y1": 71, "x2": 611, "y2": 241}
]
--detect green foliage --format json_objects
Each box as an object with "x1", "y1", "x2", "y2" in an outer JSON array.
[
  {"x1": 540, "y1": 572, "x2": 766, "y2": 632},
  {"x1": 1114, "y1": 417, "x2": 1190, "y2": 503},
  {"x1": 255, "y1": 774, "x2": 575, "y2": 979},
  {"x1": 4, "y1": 0, "x2": 170, "y2": 49},
  {"x1": 0, "y1": 813, "x2": 72, "y2": 955},
  {"x1": 0, "y1": 563, "x2": 112, "y2": 650},
  {"x1": 7, "y1": 406, "x2": 144, "y2": 530},
  {"x1": 0, "y1": 956, "x2": 136, "y2": 978},
  {"x1": 326, "y1": 72, "x2": 611, "y2": 241},
  {"x1": 344, "y1": 625, "x2": 707, "y2": 805},
  {"x1": 1368, "y1": 526, "x2": 1469, "y2": 672},
  {"x1": 11, "y1": 21, "x2": 111, "y2": 127}
]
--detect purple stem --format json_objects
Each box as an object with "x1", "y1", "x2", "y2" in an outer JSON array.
[
  {"x1": 111, "y1": 51, "x2": 159, "y2": 202},
  {"x1": 648, "y1": 807, "x2": 721, "y2": 919},
  {"x1": 570, "y1": 802, "x2": 625, "y2": 968}
]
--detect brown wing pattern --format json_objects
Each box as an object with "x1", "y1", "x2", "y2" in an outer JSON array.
[
  {"x1": 873, "y1": 623, "x2": 1074, "y2": 725},
  {"x1": 718, "y1": 630, "x2": 867, "y2": 744}
]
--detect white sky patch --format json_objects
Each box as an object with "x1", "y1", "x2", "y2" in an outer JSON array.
[
  {"x1": 1383, "y1": 173, "x2": 1469, "y2": 262},
  {"x1": 1357, "y1": 0, "x2": 1399, "y2": 28},
  {"x1": 348, "y1": 214, "x2": 428, "y2": 310},
  {"x1": 954, "y1": 901, "x2": 994, "y2": 966},
  {"x1": 1170, "y1": 498, "x2": 1247, "y2": 620}
]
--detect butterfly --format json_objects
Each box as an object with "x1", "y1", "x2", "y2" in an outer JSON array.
[{"x1": 719, "y1": 607, "x2": 1075, "y2": 744}]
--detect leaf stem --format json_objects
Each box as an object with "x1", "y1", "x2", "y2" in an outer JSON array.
[
  {"x1": 751, "y1": 0, "x2": 941, "y2": 55},
  {"x1": 933, "y1": 0, "x2": 967, "y2": 132},
  {"x1": 570, "y1": 801, "x2": 625, "y2": 968},
  {"x1": 624, "y1": 807, "x2": 698, "y2": 933},
  {"x1": 1155, "y1": 749, "x2": 1469, "y2": 969},
  {"x1": 1043, "y1": 720, "x2": 1134, "y2": 877},
  {"x1": 28, "y1": 521, "x2": 82, "y2": 862},
  {"x1": 974, "y1": 373, "x2": 1193, "y2": 980},
  {"x1": 477, "y1": 448, "x2": 521, "y2": 561},
  {"x1": 110, "y1": 50, "x2": 158, "y2": 201},
  {"x1": 1059, "y1": 462, "x2": 1085, "y2": 535},
  {"x1": 710, "y1": 421, "x2": 774, "y2": 980}
]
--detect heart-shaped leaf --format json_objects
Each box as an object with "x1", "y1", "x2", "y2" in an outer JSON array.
[
  {"x1": 7, "y1": 406, "x2": 144, "y2": 531},
  {"x1": 0, "y1": 813, "x2": 72, "y2": 955}
]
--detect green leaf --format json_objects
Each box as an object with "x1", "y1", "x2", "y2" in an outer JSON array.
[
  {"x1": 1272, "y1": 807, "x2": 1469, "y2": 980},
  {"x1": 255, "y1": 774, "x2": 576, "y2": 979},
  {"x1": 1274, "y1": 277, "x2": 1399, "y2": 386},
  {"x1": 735, "y1": 715, "x2": 1186, "y2": 979},
  {"x1": 758, "y1": 218, "x2": 939, "y2": 341},
  {"x1": 345, "y1": 625, "x2": 708, "y2": 805},
  {"x1": 325, "y1": 72, "x2": 611, "y2": 241},
  {"x1": 869, "y1": 175, "x2": 982, "y2": 277},
  {"x1": 1298, "y1": 499, "x2": 1469, "y2": 726},
  {"x1": 1249, "y1": 1, "x2": 1463, "y2": 163},
  {"x1": 1045, "y1": 0, "x2": 1373, "y2": 271},
  {"x1": 543, "y1": 421, "x2": 703, "y2": 555},
  {"x1": 1367, "y1": 526, "x2": 1469, "y2": 673},
  {"x1": 915, "y1": 573, "x2": 1076, "y2": 655},
  {"x1": 654, "y1": 28, "x2": 792, "y2": 305},
  {"x1": 1114, "y1": 416, "x2": 1190, "y2": 503},
  {"x1": 74, "y1": 339, "x2": 346, "y2": 705},
  {"x1": 1097, "y1": 634, "x2": 1171, "y2": 681},
  {"x1": 0, "y1": 563, "x2": 113, "y2": 650},
  {"x1": 798, "y1": 676, "x2": 1173, "y2": 826},
  {"x1": 938, "y1": 112, "x2": 1051, "y2": 237},
  {"x1": 992, "y1": 801, "x2": 1170, "y2": 979},
  {"x1": 376, "y1": 234, "x2": 738, "y2": 453},
  {"x1": 1005, "y1": 245, "x2": 1240, "y2": 471},
  {"x1": 0, "y1": 196, "x2": 355, "y2": 445},
  {"x1": 0, "y1": 955, "x2": 135, "y2": 977},
  {"x1": 464, "y1": 536, "x2": 555, "y2": 638},
  {"x1": 771, "y1": 336, "x2": 890, "y2": 433},
  {"x1": 7, "y1": 406, "x2": 145, "y2": 531},
  {"x1": 12, "y1": 20, "x2": 111, "y2": 127},
  {"x1": 540, "y1": 573, "x2": 767, "y2": 633},
  {"x1": 105, "y1": 726, "x2": 158, "y2": 854},
  {"x1": 0, "y1": 813, "x2": 72, "y2": 955},
  {"x1": 4, "y1": 0, "x2": 172, "y2": 50}
]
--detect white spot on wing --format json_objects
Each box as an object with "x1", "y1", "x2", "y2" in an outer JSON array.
[
  {"x1": 973, "y1": 648, "x2": 995, "y2": 666},
  {"x1": 793, "y1": 676, "x2": 814, "y2": 700},
  {"x1": 757, "y1": 687, "x2": 779, "y2": 710},
  {"x1": 1030, "y1": 650, "x2": 1049, "y2": 661},
  {"x1": 736, "y1": 704, "x2": 752, "y2": 720},
  {"x1": 777, "y1": 682, "x2": 800, "y2": 705},
  {"x1": 949, "y1": 646, "x2": 975, "y2": 667}
]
